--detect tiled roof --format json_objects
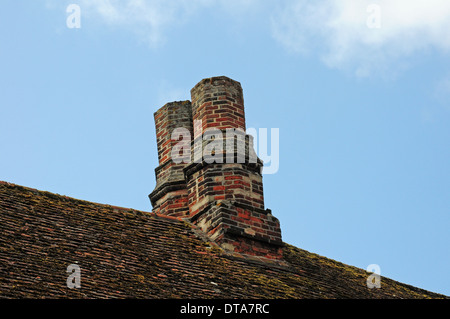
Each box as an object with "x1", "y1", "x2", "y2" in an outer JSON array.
[{"x1": 0, "y1": 181, "x2": 446, "y2": 299}]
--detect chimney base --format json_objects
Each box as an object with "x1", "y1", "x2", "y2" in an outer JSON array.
[{"x1": 191, "y1": 200, "x2": 283, "y2": 260}]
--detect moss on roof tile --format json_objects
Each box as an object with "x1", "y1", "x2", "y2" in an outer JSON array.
[{"x1": 0, "y1": 181, "x2": 447, "y2": 299}]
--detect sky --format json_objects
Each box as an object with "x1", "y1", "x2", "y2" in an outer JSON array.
[{"x1": 0, "y1": 0, "x2": 449, "y2": 296}]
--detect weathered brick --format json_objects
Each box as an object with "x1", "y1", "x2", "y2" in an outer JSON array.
[{"x1": 150, "y1": 76, "x2": 282, "y2": 259}]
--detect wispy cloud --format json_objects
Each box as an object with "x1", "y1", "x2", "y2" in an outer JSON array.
[
  {"x1": 73, "y1": 0, "x2": 256, "y2": 47},
  {"x1": 77, "y1": 0, "x2": 204, "y2": 46},
  {"x1": 52, "y1": 0, "x2": 450, "y2": 77},
  {"x1": 271, "y1": 0, "x2": 450, "y2": 77}
]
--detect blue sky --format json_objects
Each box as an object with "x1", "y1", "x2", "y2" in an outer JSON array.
[{"x1": 1, "y1": 1, "x2": 449, "y2": 296}]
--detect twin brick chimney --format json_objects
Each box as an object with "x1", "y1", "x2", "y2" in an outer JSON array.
[{"x1": 149, "y1": 76, "x2": 283, "y2": 259}]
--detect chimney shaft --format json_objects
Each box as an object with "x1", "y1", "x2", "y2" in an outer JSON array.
[
  {"x1": 191, "y1": 76, "x2": 246, "y2": 134},
  {"x1": 150, "y1": 77, "x2": 283, "y2": 259},
  {"x1": 149, "y1": 101, "x2": 192, "y2": 217}
]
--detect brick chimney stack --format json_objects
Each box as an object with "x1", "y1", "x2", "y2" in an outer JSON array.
[
  {"x1": 149, "y1": 101, "x2": 192, "y2": 218},
  {"x1": 149, "y1": 76, "x2": 283, "y2": 259}
]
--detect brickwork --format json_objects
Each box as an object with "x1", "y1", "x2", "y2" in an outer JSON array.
[
  {"x1": 149, "y1": 76, "x2": 283, "y2": 259},
  {"x1": 185, "y1": 163, "x2": 265, "y2": 218},
  {"x1": 193, "y1": 202, "x2": 283, "y2": 259},
  {"x1": 191, "y1": 76, "x2": 246, "y2": 133},
  {"x1": 149, "y1": 101, "x2": 192, "y2": 218}
]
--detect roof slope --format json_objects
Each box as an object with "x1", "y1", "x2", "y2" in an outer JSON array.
[{"x1": 0, "y1": 181, "x2": 446, "y2": 299}]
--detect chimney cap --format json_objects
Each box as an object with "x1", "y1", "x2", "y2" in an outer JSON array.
[{"x1": 191, "y1": 76, "x2": 242, "y2": 95}]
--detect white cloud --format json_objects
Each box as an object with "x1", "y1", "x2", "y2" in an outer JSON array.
[
  {"x1": 77, "y1": 0, "x2": 202, "y2": 46},
  {"x1": 75, "y1": 0, "x2": 257, "y2": 47},
  {"x1": 52, "y1": 0, "x2": 450, "y2": 77},
  {"x1": 271, "y1": 0, "x2": 450, "y2": 76}
]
